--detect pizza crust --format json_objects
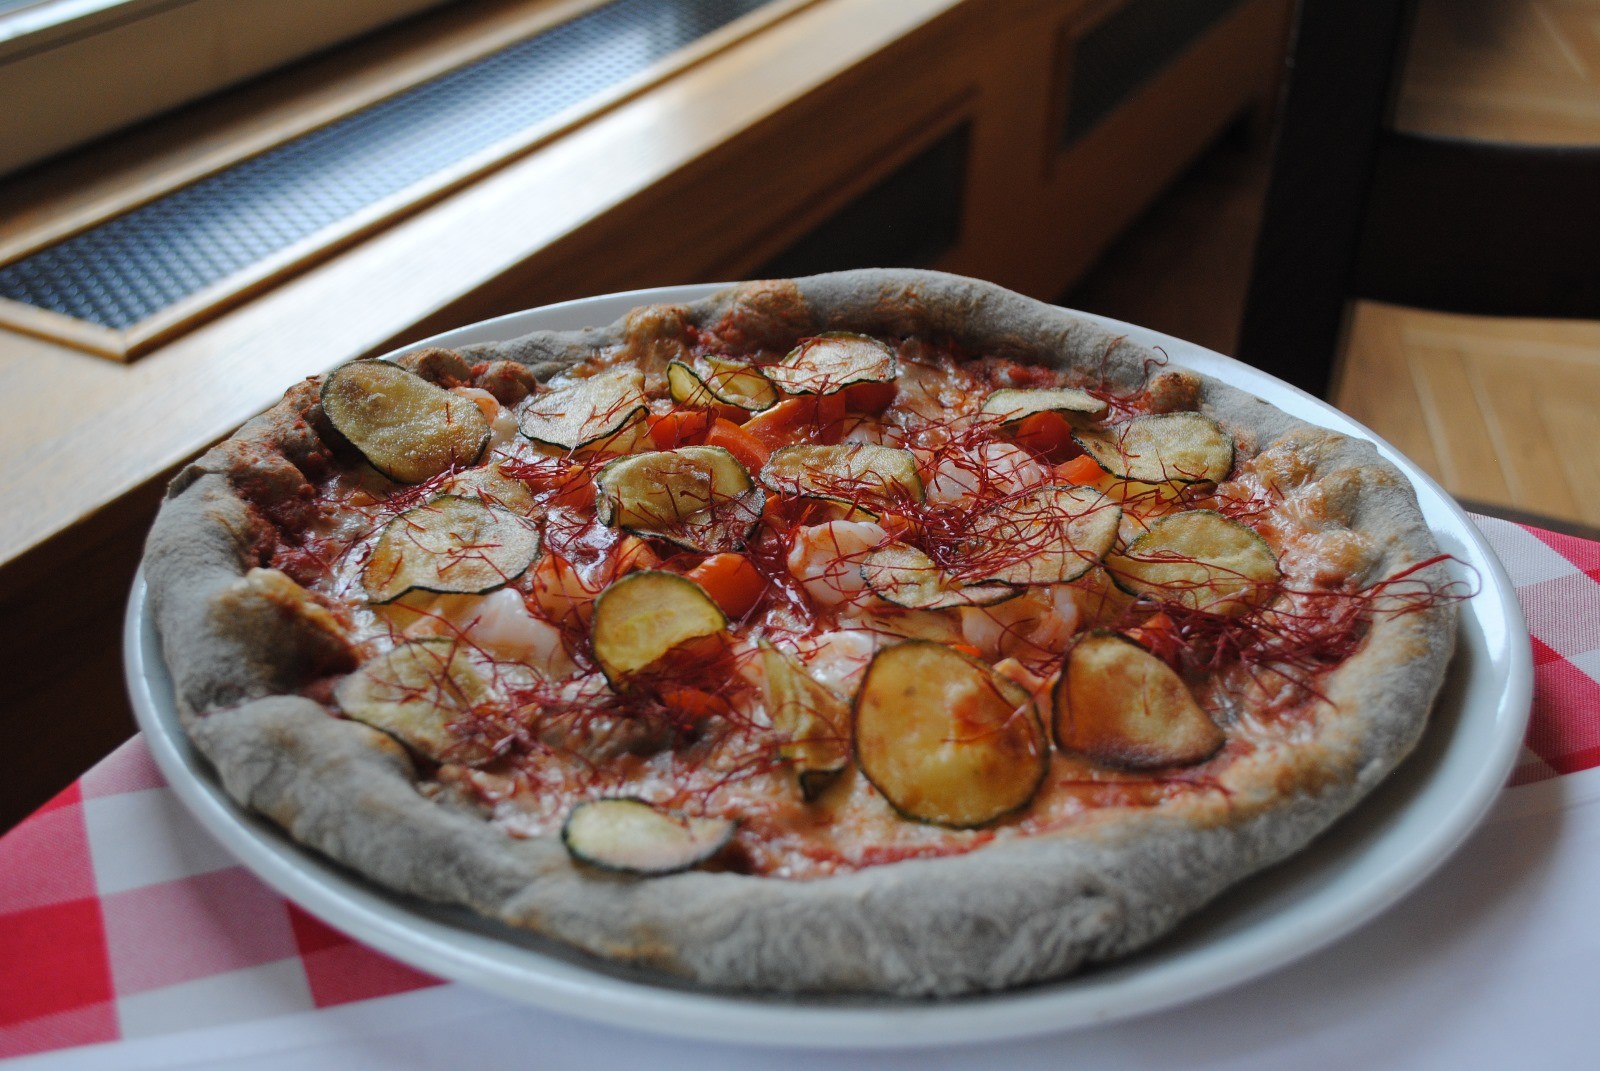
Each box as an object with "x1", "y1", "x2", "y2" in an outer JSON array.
[{"x1": 144, "y1": 269, "x2": 1456, "y2": 996}]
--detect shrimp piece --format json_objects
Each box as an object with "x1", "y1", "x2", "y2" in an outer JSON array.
[
  {"x1": 531, "y1": 534, "x2": 657, "y2": 627},
  {"x1": 530, "y1": 552, "x2": 604, "y2": 627},
  {"x1": 452, "y1": 386, "x2": 518, "y2": 449},
  {"x1": 992, "y1": 656, "x2": 1054, "y2": 708},
  {"x1": 841, "y1": 417, "x2": 891, "y2": 446},
  {"x1": 960, "y1": 584, "x2": 1081, "y2": 664},
  {"x1": 785, "y1": 520, "x2": 889, "y2": 607},
  {"x1": 795, "y1": 629, "x2": 880, "y2": 693},
  {"x1": 923, "y1": 442, "x2": 1051, "y2": 506},
  {"x1": 451, "y1": 588, "x2": 575, "y2": 677},
  {"x1": 384, "y1": 589, "x2": 573, "y2": 676}
]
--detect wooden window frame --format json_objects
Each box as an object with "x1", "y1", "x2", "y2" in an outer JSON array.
[{"x1": 0, "y1": 0, "x2": 462, "y2": 175}]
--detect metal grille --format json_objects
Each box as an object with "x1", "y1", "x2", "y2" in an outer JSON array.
[
  {"x1": 1062, "y1": 0, "x2": 1244, "y2": 146},
  {"x1": 0, "y1": 0, "x2": 776, "y2": 330},
  {"x1": 757, "y1": 124, "x2": 969, "y2": 279}
]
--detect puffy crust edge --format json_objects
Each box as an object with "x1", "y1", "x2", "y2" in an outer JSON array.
[{"x1": 142, "y1": 269, "x2": 1457, "y2": 996}]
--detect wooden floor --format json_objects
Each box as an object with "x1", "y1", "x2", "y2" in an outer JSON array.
[
  {"x1": 1066, "y1": 0, "x2": 1600, "y2": 533},
  {"x1": 1339, "y1": 304, "x2": 1600, "y2": 526},
  {"x1": 1396, "y1": 0, "x2": 1600, "y2": 145}
]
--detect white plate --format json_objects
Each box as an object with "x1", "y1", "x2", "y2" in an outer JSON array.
[{"x1": 125, "y1": 284, "x2": 1533, "y2": 1049}]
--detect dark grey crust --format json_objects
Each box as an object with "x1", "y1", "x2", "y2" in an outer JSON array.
[{"x1": 143, "y1": 269, "x2": 1456, "y2": 996}]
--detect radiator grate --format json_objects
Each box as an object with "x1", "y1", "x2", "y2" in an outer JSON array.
[
  {"x1": 1062, "y1": 0, "x2": 1245, "y2": 146},
  {"x1": 757, "y1": 124, "x2": 969, "y2": 279}
]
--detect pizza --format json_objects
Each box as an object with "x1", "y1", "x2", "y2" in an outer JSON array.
[{"x1": 143, "y1": 269, "x2": 1458, "y2": 996}]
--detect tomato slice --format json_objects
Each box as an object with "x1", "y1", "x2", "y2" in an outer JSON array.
[
  {"x1": 647, "y1": 409, "x2": 713, "y2": 450},
  {"x1": 1012, "y1": 411, "x2": 1078, "y2": 462},
  {"x1": 843, "y1": 381, "x2": 897, "y2": 414},
  {"x1": 685, "y1": 551, "x2": 767, "y2": 619},
  {"x1": 741, "y1": 395, "x2": 849, "y2": 451},
  {"x1": 1055, "y1": 453, "x2": 1105, "y2": 486},
  {"x1": 705, "y1": 418, "x2": 771, "y2": 472}
]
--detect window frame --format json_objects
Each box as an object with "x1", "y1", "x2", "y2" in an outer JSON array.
[{"x1": 0, "y1": 0, "x2": 459, "y2": 175}]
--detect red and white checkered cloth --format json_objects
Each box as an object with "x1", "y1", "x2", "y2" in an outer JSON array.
[{"x1": 2, "y1": 516, "x2": 1595, "y2": 1062}]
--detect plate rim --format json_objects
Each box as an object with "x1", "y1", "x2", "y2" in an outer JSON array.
[{"x1": 125, "y1": 282, "x2": 1534, "y2": 1049}]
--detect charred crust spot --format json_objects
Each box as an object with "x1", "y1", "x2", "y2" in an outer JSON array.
[
  {"x1": 216, "y1": 440, "x2": 318, "y2": 530},
  {"x1": 619, "y1": 303, "x2": 694, "y2": 374},
  {"x1": 475, "y1": 359, "x2": 541, "y2": 405},
  {"x1": 1144, "y1": 370, "x2": 1202, "y2": 414},
  {"x1": 397, "y1": 347, "x2": 474, "y2": 387},
  {"x1": 709, "y1": 279, "x2": 811, "y2": 353},
  {"x1": 209, "y1": 497, "x2": 279, "y2": 567},
  {"x1": 864, "y1": 284, "x2": 946, "y2": 338},
  {"x1": 230, "y1": 568, "x2": 356, "y2": 676},
  {"x1": 622, "y1": 302, "x2": 692, "y2": 342}
]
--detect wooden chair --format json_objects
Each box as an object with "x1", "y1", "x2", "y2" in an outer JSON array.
[{"x1": 1236, "y1": 0, "x2": 1600, "y2": 400}]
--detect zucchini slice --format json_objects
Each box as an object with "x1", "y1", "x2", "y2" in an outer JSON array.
[
  {"x1": 518, "y1": 368, "x2": 648, "y2": 450},
  {"x1": 440, "y1": 463, "x2": 536, "y2": 513},
  {"x1": 590, "y1": 570, "x2": 728, "y2": 683},
  {"x1": 963, "y1": 485, "x2": 1121, "y2": 586},
  {"x1": 861, "y1": 543, "x2": 1019, "y2": 609},
  {"x1": 333, "y1": 639, "x2": 497, "y2": 764},
  {"x1": 1053, "y1": 631, "x2": 1223, "y2": 768},
  {"x1": 766, "y1": 332, "x2": 897, "y2": 396},
  {"x1": 562, "y1": 799, "x2": 735, "y2": 876},
  {"x1": 321, "y1": 360, "x2": 491, "y2": 484},
  {"x1": 1106, "y1": 509, "x2": 1280, "y2": 615},
  {"x1": 792, "y1": 495, "x2": 881, "y2": 524},
  {"x1": 362, "y1": 494, "x2": 542, "y2": 604},
  {"x1": 854, "y1": 641, "x2": 1048, "y2": 828},
  {"x1": 667, "y1": 357, "x2": 780, "y2": 411},
  {"x1": 594, "y1": 446, "x2": 764, "y2": 552},
  {"x1": 981, "y1": 387, "x2": 1106, "y2": 426},
  {"x1": 759, "y1": 641, "x2": 850, "y2": 799},
  {"x1": 1074, "y1": 412, "x2": 1235, "y2": 485},
  {"x1": 760, "y1": 444, "x2": 924, "y2": 506}
]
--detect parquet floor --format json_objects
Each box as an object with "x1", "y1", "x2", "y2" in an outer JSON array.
[
  {"x1": 1396, "y1": 0, "x2": 1600, "y2": 145},
  {"x1": 1067, "y1": 0, "x2": 1600, "y2": 532},
  {"x1": 1338, "y1": 306, "x2": 1600, "y2": 526}
]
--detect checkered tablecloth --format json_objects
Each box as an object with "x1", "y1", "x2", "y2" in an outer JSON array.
[{"x1": 2, "y1": 515, "x2": 1596, "y2": 1063}]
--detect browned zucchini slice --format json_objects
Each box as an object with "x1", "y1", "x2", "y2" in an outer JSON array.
[
  {"x1": 594, "y1": 446, "x2": 763, "y2": 552},
  {"x1": 667, "y1": 357, "x2": 780, "y2": 411},
  {"x1": 760, "y1": 444, "x2": 924, "y2": 506},
  {"x1": 981, "y1": 387, "x2": 1106, "y2": 425},
  {"x1": 440, "y1": 463, "x2": 536, "y2": 513},
  {"x1": 1107, "y1": 509, "x2": 1280, "y2": 615},
  {"x1": 562, "y1": 799, "x2": 735, "y2": 875},
  {"x1": 321, "y1": 360, "x2": 490, "y2": 484},
  {"x1": 333, "y1": 639, "x2": 497, "y2": 764},
  {"x1": 963, "y1": 485, "x2": 1121, "y2": 586},
  {"x1": 518, "y1": 368, "x2": 648, "y2": 450},
  {"x1": 861, "y1": 543, "x2": 1019, "y2": 609},
  {"x1": 590, "y1": 570, "x2": 727, "y2": 683},
  {"x1": 766, "y1": 332, "x2": 897, "y2": 395},
  {"x1": 759, "y1": 641, "x2": 850, "y2": 799},
  {"x1": 854, "y1": 641, "x2": 1047, "y2": 828},
  {"x1": 362, "y1": 495, "x2": 542, "y2": 603},
  {"x1": 1074, "y1": 412, "x2": 1234, "y2": 485},
  {"x1": 1053, "y1": 631, "x2": 1223, "y2": 768}
]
